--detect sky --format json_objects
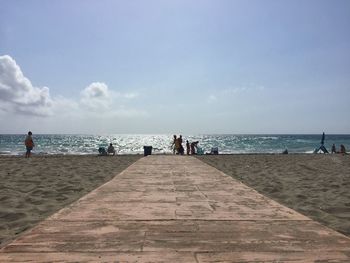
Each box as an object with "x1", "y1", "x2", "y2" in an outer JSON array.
[{"x1": 0, "y1": 0, "x2": 350, "y2": 134}]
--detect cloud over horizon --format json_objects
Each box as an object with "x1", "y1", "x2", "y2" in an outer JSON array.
[
  {"x1": 0, "y1": 55, "x2": 53, "y2": 116},
  {"x1": 0, "y1": 55, "x2": 146, "y2": 120},
  {"x1": 80, "y1": 82, "x2": 112, "y2": 111}
]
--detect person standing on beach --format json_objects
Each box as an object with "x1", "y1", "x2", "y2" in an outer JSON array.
[
  {"x1": 190, "y1": 141, "x2": 199, "y2": 154},
  {"x1": 186, "y1": 140, "x2": 190, "y2": 155},
  {"x1": 171, "y1": 135, "x2": 177, "y2": 154},
  {"x1": 178, "y1": 135, "x2": 184, "y2": 155},
  {"x1": 24, "y1": 131, "x2": 34, "y2": 158}
]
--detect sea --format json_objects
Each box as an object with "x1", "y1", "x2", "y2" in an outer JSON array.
[{"x1": 1, "y1": 134, "x2": 349, "y2": 156}]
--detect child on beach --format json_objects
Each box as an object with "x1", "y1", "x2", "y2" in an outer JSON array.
[{"x1": 24, "y1": 131, "x2": 34, "y2": 158}]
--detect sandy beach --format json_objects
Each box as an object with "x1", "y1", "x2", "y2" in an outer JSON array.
[
  {"x1": 0, "y1": 155, "x2": 141, "y2": 248},
  {"x1": 197, "y1": 154, "x2": 350, "y2": 237},
  {"x1": 1, "y1": 154, "x2": 349, "y2": 250}
]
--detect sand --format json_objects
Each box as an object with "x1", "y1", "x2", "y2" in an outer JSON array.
[
  {"x1": 197, "y1": 154, "x2": 350, "y2": 237},
  {"x1": 1, "y1": 154, "x2": 349, "y2": 250},
  {"x1": 0, "y1": 155, "x2": 141, "y2": 248}
]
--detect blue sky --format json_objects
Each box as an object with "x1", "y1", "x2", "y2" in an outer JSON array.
[{"x1": 1, "y1": 0, "x2": 350, "y2": 134}]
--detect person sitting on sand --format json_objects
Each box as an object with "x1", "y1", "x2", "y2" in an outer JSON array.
[
  {"x1": 339, "y1": 144, "x2": 346, "y2": 155},
  {"x1": 107, "y1": 143, "x2": 116, "y2": 155},
  {"x1": 24, "y1": 131, "x2": 34, "y2": 158},
  {"x1": 331, "y1": 144, "x2": 337, "y2": 154}
]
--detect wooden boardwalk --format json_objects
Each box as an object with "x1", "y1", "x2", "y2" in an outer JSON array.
[{"x1": 1, "y1": 156, "x2": 350, "y2": 262}]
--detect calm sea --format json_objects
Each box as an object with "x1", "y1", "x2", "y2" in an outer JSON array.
[{"x1": 0, "y1": 134, "x2": 349, "y2": 156}]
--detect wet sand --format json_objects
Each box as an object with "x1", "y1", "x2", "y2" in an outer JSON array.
[
  {"x1": 197, "y1": 154, "x2": 350, "y2": 237},
  {"x1": 0, "y1": 155, "x2": 141, "y2": 247}
]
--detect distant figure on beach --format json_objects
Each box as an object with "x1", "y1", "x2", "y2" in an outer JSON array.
[
  {"x1": 107, "y1": 143, "x2": 116, "y2": 155},
  {"x1": 313, "y1": 132, "x2": 329, "y2": 154},
  {"x1": 282, "y1": 149, "x2": 288, "y2": 154},
  {"x1": 24, "y1": 131, "x2": 34, "y2": 158},
  {"x1": 174, "y1": 136, "x2": 180, "y2": 154},
  {"x1": 340, "y1": 144, "x2": 346, "y2": 155},
  {"x1": 331, "y1": 144, "x2": 337, "y2": 154},
  {"x1": 190, "y1": 141, "x2": 199, "y2": 155},
  {"x1": 178, "y1": 135, "x2": 184, "y2": 155},
  {"x1": 321, "y1": 132, "x2": 325, "y2": 145},
  {"x1": 186, "y1": 140, "x2": 190, "y2": 155},
  {"x1": 171, "y1": 135, "x2": 177, "y2": 154}
]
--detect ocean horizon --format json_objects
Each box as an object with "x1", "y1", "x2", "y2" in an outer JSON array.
[{"x1": 1, "y1": 134, "x2": 349, "y2": 156}]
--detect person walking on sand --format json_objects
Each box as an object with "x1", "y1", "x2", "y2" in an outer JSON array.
[{"x1": 24, "y1": 131, "x2": 34, "y2": 158}]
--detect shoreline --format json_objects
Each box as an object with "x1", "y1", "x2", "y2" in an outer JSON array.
[{"x1": 1, "y1": 152, "x2": 347, "y2": 157}]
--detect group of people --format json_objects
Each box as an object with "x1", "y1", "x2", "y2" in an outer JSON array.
[
  {"x1": 171, "y1": 135, "x2": 201, "y2": 155},
  {"x1": 98, "y1": 143, "x2": 116, "y2": 156},
  {"x1": 22, "y1": 131, "x2": 348, "y2": 157},
  {"x1": 314, "y1": 132, "x2": 347, "y2": 155},
  {"x1": 24, "y1": 131, "x2": 117, "y2": 158},
  {"x1": 331, "y1": 144, "x2": 347, "y2": 155}
]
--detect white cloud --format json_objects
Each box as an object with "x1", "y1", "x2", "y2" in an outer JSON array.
[
  {"x1": 80, "y1": 82, "x2": 112, "y2": 111},
  {"x1": 0, "y1": 55, "x2": 53, "y2": 116},
  {"x1": 0, "y1": 55, "x2": 147, "y2": 124},
  {"x1": 79, "y1": 83, "x2": 143, "y2": 116},
  {"x1": 52, "y1": 96, "x2": 80, "y2": 115}
]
